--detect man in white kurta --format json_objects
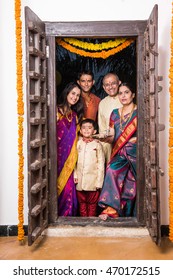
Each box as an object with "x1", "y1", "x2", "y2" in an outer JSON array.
[{"x1": 98, "y1": 73, "x2": 122, "y2": 166}]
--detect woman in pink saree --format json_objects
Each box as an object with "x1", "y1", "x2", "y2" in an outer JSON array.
[
  {"x1": 57, "y1": 82, "x2": 84, "y2": 216},
  {"x1": 98, "y1": 83, "x2": 137, "y2": 220}
]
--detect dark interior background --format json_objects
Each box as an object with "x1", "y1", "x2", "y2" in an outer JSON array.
[{"x1": 56, "y1": 38, "x2": 136, "y2": 100}]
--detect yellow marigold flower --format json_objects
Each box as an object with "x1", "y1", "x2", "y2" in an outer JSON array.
[{"x1": 15, "y1": 0, "x2": 24, "y2": 242}]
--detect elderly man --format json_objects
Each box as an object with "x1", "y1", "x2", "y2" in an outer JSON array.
[{"x1": 98, "y1": 72, "x2": 122, "y2": 165}]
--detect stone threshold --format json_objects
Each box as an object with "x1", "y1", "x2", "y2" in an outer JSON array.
[{"x1": 43, "y1": 225, "x2": 149, "y2": 238}]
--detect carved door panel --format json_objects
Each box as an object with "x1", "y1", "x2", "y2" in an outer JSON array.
[
  {"x1": 143, "y1": 4, "x2": 161, "y2": 245},
  {"x1": 25, "y1": 7, "x2": 49, "y2": 245}
]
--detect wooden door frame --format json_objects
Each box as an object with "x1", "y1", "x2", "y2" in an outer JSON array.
[{"x1": 45, "y1": 20, "x2": 147, "y2": 226}]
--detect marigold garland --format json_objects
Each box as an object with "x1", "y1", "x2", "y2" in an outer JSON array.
[
  {"x1": 57, "y1": 38, "x2": 134, "y2": 59},
  {"x1": 169, "y1": 2, "x2": 173, "y2": 242},
  {"x1": 63, "y1": 37, "x2": 127, "y2": 51},
  {"x1": 15, "y1": 0, "x2": 25, "y2": 242}
]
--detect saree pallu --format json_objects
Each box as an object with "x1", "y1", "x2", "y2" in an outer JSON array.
[
  {"x1": 98, "y1": 108, "x2": 137, "y2": 217},
  {"x1": 57, "y1": 109, "x2": 78, "y2": 216}
]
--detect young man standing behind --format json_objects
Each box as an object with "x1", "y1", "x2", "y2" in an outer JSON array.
[
  {"x1": 98, "y1": 73, "x2": 122, "y2": 166},
  {"x1": 77, "y1": 70, "x2": 101, "y2": 122}
]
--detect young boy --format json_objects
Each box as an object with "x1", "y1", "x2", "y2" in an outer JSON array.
[{"x1": 74, "y1": 118, "x2": 105, "y2": 217}]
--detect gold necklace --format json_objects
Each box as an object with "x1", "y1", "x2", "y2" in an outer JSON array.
[
  {"x1": 120, "y1": 104, "x2": 135, "y2": 131},
  {"x1": 59, "y1": 107, "x2": 73, "y2": 122},
  {"x1": 66, "y1": 110, "x2": 73, "y2": 122}
]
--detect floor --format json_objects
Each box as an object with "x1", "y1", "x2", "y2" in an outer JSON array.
[{"x1": 0, "y1": 228, "x2": 173, "y2": 260}]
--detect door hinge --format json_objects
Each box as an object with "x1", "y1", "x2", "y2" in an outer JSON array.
[
  {"x1": 159, "y1": 167, "x2": 164, "y2": 176},
  {"x1": 158, "y1": 123, "x2": 165, "y2": 131},
  {"x1": 48, "y1": 158, "x2": 51, "y2": 170},
  {"x1": 47, "y1": 94, "x2": 50, "y2": 106},
  {"x1": 46, "y1": 45, "x2": 49, "y2": 58}
]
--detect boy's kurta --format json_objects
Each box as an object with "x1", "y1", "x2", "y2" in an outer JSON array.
[{"x1": 75, "y1": 139, "x2": 105, "y2": 191}]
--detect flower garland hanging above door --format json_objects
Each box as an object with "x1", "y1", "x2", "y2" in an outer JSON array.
[{"x1": 56, "y1": 38, "x2": 135, "y2": 59}]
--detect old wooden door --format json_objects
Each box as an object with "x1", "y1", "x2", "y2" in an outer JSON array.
[
  {"x1": 25, "y1": 5, "x2": 162, "y2": 245},
  {"x1": 143, "y1": 4, "x2": 162, "y2": 245},
  {"x1": 25, "y1": 7, "x2": 49, "y2": 245}
]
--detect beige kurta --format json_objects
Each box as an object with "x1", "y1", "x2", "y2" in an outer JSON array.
[
  {"x1": 74, "y1": 139, "x2": 105, "y2": 191},
  {"x1": 98, "y1": 95, "x2": 122, "y2": 165}
]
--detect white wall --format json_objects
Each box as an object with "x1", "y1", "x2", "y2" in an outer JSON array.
[
  {"x1": 0, "y1": 0, "x2": 171, "y2": 225},
  {"x1": 0, "y1": 1, "x2": 19, "y2": 224}
]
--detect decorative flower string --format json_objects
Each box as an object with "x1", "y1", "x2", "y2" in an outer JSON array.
[
  {"x1": 169, "y1": 2, "x2": 173, "y2": 242},
  {"x1": 15, "y1": 0, "x2": 25, "y2": 242},
  {"x1": 63, "y1": 37, "x2": 127, "y2": 51},
  {"x1": 57, "y1": 38, "x2": 134, "y2": 59}
]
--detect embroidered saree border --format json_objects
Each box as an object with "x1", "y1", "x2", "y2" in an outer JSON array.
[
  {"x1": 111, "y1": 117, "x2": 137, "y2": 159},
  {"x1": 57, "y1": 131, "x2": 78, "y2": 195},
  {"x1": 57, "y1": 119, "x2": 80, "y2": 195}
]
